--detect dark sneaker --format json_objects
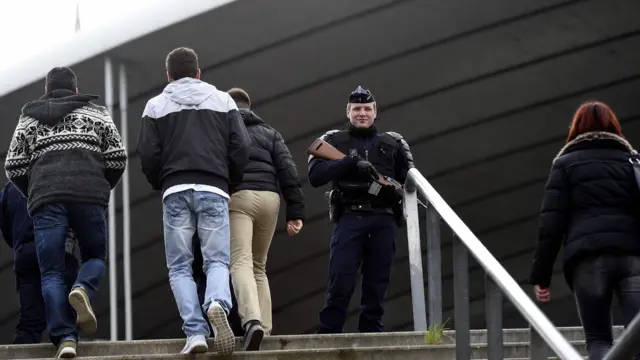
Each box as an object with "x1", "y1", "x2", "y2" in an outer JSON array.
[
  {"x1": 56, "y1": 340, "x2": 77, "y2": 358},
  {"x1": 69, "y1": 287, "x2": 97, "y2": 333},
  {"x1": 242, "y1": 320, "x2": 264, "y2": 351},
  {"x1": 207, "y1": 302, "x2": 235, "y2": 355}
]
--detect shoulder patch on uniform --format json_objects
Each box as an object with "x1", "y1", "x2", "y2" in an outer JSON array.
[
  {"x1": 385, "y1": 131, "x2": 415, "y2": 168},
  {"x1": 319, "y1": 129, "x2": 340, "y2": 141},
  {"x1": 385, "y1": 131, "x2": 404, "y2": 141}
]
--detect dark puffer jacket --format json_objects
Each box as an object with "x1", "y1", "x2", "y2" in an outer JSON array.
[
  {"x1": 529, "y1": 131, "x2": 640, "y2": 288},
  {"x1": 232, "y1": 109, "x2": 305, "y2": 222},
  {"x1": 0, "y1": 182, "x2": 33, "y2": 249}
]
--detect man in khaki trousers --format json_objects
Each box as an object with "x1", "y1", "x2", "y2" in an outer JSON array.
[{"x1": 227, "y1": 88, "x2": 305, "y2": 351}]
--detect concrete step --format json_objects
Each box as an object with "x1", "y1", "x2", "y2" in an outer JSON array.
[
  {"x1": 19, "y1": 342, "x2": 588, "y2": 360},
  {"x1": 0, "y1": 326, "x2": 623, "y2": 359}
]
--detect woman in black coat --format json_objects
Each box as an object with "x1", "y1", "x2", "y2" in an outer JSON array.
[{"x1": 529, "y1": 101, "x2": 640, "y2": 360}]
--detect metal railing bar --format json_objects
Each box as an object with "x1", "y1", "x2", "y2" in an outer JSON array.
[
  {"x1": 603, "y1": 309, "x2": 640, "y2": 360},
  {"x1": 405, "y1": 167, "x2": 582, "y2": 360}
]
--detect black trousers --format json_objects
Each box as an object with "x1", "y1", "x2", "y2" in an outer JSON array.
[
  {"x1": 573, "y1": 254, "x2": 640, "y2": 360},
  {"x1": 318, "y1": 212, "x2": 397, "y2": 333},
  {"x1": 13, "y1": 241, "x2": 78, "y2": 344}
]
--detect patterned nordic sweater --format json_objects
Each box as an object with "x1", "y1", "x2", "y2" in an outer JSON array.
[{"x1": 4, "y1": 89, "x2": 127, "y2": 214}]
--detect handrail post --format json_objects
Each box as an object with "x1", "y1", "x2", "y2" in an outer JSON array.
[
  {"x1": 453, "y1": 233, "x2": 470, "y2": 359},
  {"x1": 486, "y1": 274, "x2": 503, "y2": 360},
  {"x1": 404, "y1": 174, "x2": 427, "y2": 331},
  {"x1": 603, "y1": 310, "x2": 640, "y2": 360},
  {"x1": 426, "y1": 203, "x2": 442, "y2": 327}
]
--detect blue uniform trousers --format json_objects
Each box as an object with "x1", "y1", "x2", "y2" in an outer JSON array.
[{"x1": 318, "y1": 212, "x2": 397, "y2": 333}]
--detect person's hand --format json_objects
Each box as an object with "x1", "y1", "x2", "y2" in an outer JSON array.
[
  {"x1": 379, "y1": 183, "x2": 403, "y2": 203},
  {"x1": 535, "y1": 285, "x2": 550, "y2": 303},
  {"x1": 287, "y1": 219, "x2": 303, "y2": 236}
]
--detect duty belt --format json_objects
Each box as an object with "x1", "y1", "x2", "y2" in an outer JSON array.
[{"x1": 345, "y1": 203, "x2": 393, "y2": 214}]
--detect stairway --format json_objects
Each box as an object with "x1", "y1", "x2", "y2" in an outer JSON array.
[{"x1": 0, "y1": 326, "x2": 623, "y2": 359}]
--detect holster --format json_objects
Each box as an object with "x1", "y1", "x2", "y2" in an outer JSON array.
[{"x1": 325, "y1": 190, "x2": 344, "y2": 223}]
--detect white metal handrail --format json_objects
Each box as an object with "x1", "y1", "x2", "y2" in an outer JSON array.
[{"x1": 404, "y1": 168, "x2": 582, "y2": 360}]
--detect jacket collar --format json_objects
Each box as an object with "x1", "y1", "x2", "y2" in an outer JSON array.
[
  {"x1": 555, "y1": 131, "x2": 637, "y2": 161},
  {"x1": 347, "y1": 121, "x2": 377, "y2": 138}
]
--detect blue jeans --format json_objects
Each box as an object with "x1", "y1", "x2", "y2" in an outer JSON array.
[
  {"x1": 573, "y1": 254, "x2": 640, "y2": 360},
  {"x1": 32, "y1": 202, "x2": 107, "y2": 347},
  {"x1": 163, "y1": 190, "x2": 231, "y2": 337}
]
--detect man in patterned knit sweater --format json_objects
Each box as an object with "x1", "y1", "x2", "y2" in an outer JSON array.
[{"x1": 4, "y1": 67, "x2": 127, "y2": 358}]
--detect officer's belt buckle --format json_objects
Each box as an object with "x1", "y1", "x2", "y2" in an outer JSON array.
[{"x1": 368, "y1": 181, "x2": 382, "y2": 196}]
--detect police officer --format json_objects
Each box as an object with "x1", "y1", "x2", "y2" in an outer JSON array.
[{"x1": 308, "y1": 86, "x2": 414, "y2": 333}]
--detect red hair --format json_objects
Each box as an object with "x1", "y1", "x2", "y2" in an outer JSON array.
[{"x1": 567, "y1": 101, "x2": 623, "y2": 142}]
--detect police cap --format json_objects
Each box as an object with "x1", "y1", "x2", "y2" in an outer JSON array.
[{"x1": 348, "y1": 86, "x2": 375, "y2": 104}]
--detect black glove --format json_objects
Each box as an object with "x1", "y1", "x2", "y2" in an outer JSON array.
[
  {"x1": 356, "y1": 160, "x2": 375, "y2": 178},
  {"x1": 380, "y1": 183, "x2": 403, "y2": 203}
]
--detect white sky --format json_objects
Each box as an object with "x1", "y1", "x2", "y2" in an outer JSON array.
[{"x1": 0, "y1": 0, "x2": 150, "y2": 71}]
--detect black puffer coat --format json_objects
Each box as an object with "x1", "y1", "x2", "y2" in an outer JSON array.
[
  {"x1": 232, "y1": 109, "x2": 305, "y2": 222},
  {"x1": 529, "y1": 131, "x2": 640, "y2": 288}
]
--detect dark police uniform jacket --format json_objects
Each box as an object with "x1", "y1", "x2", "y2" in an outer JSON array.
[{"x1": 308, "y1": 124, "x2": 414, "y2": 211}]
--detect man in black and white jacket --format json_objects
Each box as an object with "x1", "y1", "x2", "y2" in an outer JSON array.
[
  {"x1": 4, "y1": 66, "x2": 127, "y2": 358},
  {"x1": 137, "y1": 47, "x2": 250, "y2": 356}
]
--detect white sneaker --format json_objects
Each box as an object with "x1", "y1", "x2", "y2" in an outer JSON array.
[
  {"x1": 68, "y1": 287, "x2": 97, "y2": 334},
  {"x1": 56, "y1": 340, "x2": 77, "y2": 358},
  {"x1": 180, "y1": 334, "x2": 208, "y2": 354},
  {"x1": 207, "y1": 302, "x2": 235, "y2": 355}
]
